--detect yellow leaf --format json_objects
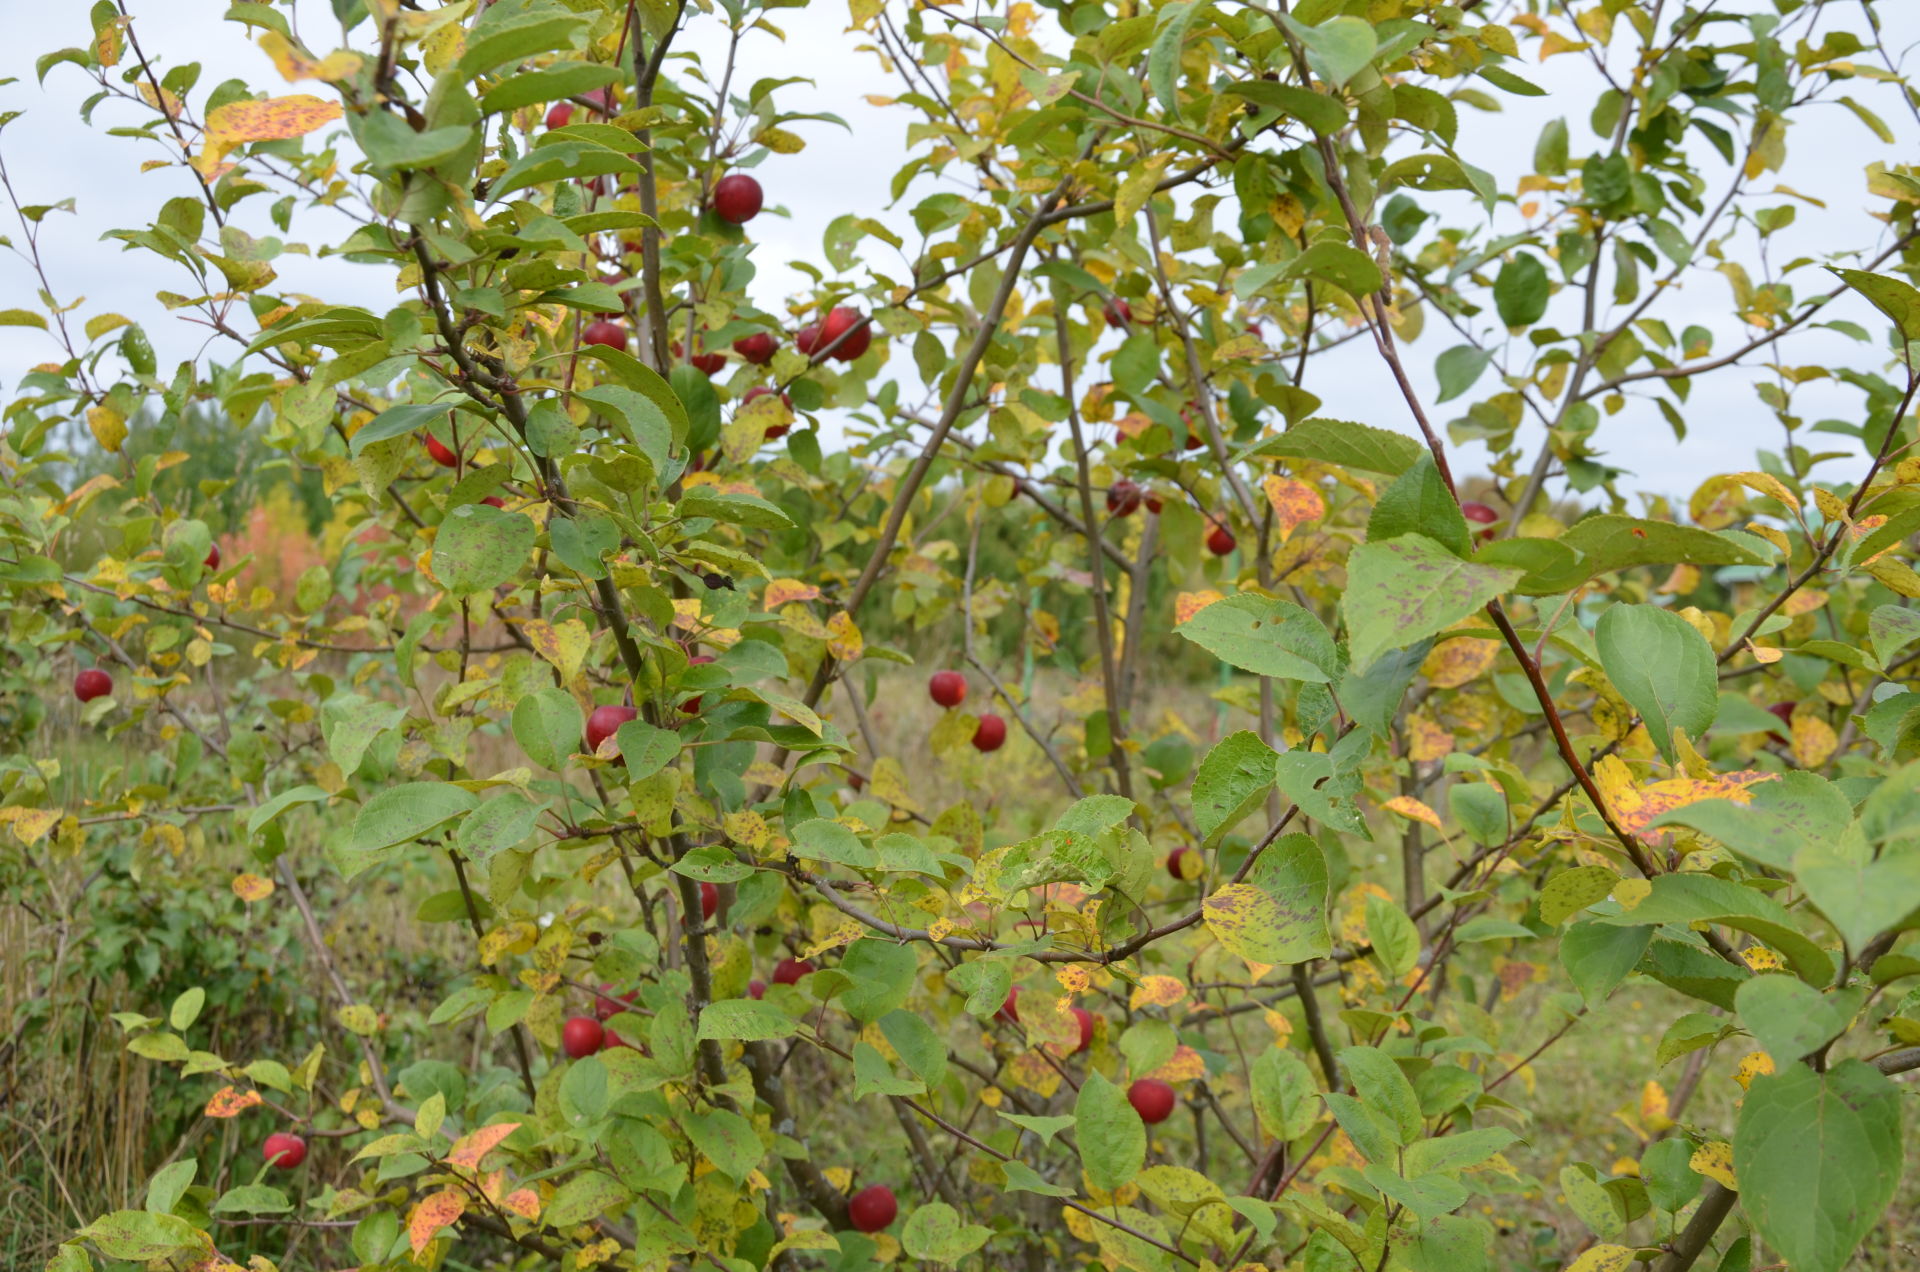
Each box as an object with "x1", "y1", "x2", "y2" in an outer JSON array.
[
  {"x1": 88, "y1": 405, "x2": 128, "y2": 454},
  {"x1": 1791, "y1": 713, "x2": 1837, "y2": 767},
  {"x1": 1690, "y1": 1140, "x2": 1737, "y2": 1190},
  {"x1": 1420, "y1": 636, "x2": 1500, "y2": 689},
  {"x1": 1175, "y1": 590, "x2": 1223, "y2": 624},
  {"x1": 1114, "y1": 154, "x2": 1174, "y2": 226},
  {"x1": 522, "y1": 618, "x2": 590, "y2": 683},
  {"x1": 1128, "y1": 975, "x2": 1187, "y2": 1010},
  {"x1": 1734, "y1": 1051, "x2": 1774, "y2": 1090},
  {"x1": 869, "y1": 756, "x2": 923, "y2": 814},
  {"x1": 336, "y1": 1004, "x2": 379, "y2": 1036},
  {"x1": 1640, "y1": 1080, "x2": 1672, "y2": 1131},
  {"x1": 408, "y1": 1188, "x2": 467, "y2": 1254},
  {"x1": 826, "y1": 610, "x2": 863, "y2": 662},
  {"x1": 1564, "y1": 1245, "x2": 1635, "y2": 1272},
  {"x1": 204, "y1": 1086, "x2": 264, "y2": 1118},
  {"x1": 1054, "y1": 965, "x2": 1091, "y2": 995},
  {"x1": 1380, "y1": 795, "x2": 1442, "y2": 831},
  {"x1": 1, "y1": 806, "x2": 63, "y2": 846},
  {"x1": 1261, "y1": 475, "x2": 1325, "y2": 543},
  {"x1": 1144, "y1": 1044, "x2": 1206, "y2": 1083},
  {"x1": 1594, "y1": 755, "x2": 1775, "y2": 835},
  {"x1": 1203, "y1": 884, "x2": 1303, "y2": 966},
  {"x1": 764, "y1": 578, "x2": 821, "y2": 608},
  {"x1": 258, "y1": 31, "x2": 365, "y2": 83},
  {"x1": 1407, "y1": 711, "x2": 1453, "y2": 763},
  {"x1": 1212, "y1": 333, "x2": 1268, "y2": 365},
  {"x1": 231, "y1": 873, "x2": 275, "y2": 902},
  {"x1": 1612, "y1": 878, "x2": 1651, "y2": 911}
]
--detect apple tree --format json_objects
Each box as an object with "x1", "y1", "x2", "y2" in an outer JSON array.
[{"x1": 6, "y1": 1, "x2": 1920, "y2": 1271}]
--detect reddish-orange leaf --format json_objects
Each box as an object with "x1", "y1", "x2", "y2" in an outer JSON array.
[
  {"x1": 501, "y1": 1187, "x2": 541, "y2": 1220},
  {"x1": 763, "y1": 578, "x2": 821, "y2": 608},
  {"x1": 408, "y1": 1188, "x2": 466, "y2": 1254},
  {"x1": 204, "y1": 1086, "x2": 263, "y2": 1118},
  {"x1": 1261, "y1": 475, "x2": 1325, "y2": 543},
  {"x1": 446, "y1": 1120, "x2": 521, "y2": 1170},
  {"x1": 207, "y1": 95, "x2": 342, "y2": 149},
  {"x1": 1175, "y1": 590, "x2": 1223, "y2": 625}
]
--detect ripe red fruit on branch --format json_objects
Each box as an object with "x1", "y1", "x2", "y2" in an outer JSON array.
[
  {"x1": 929, "y1": 671, "x2": 967, "y2": 708},
  {"x1": 820, "y1": 306, "x2": 871, "y2": 361},
  {"x1": 424, "y1": 434, "x2": 459, "y2": 468},
  {"x1": 582, "y1": 319, "x2": 628, "y2": 350},
  {"x1": 563, "y1": 1016, "x2": 605, "y2": 1059},
  {"x1": 734, "y1": 331, "x2": 778, "y2": 364},
  {"x1": 1461, "y1": 501, "x2": 1499, "y2": 543},
  {"x1": 1104, "y1": 296, "x2": 1132, "y2": 328},
  {"x1": 848, "y1": 1184, "x2": 898, "y2": 1233},
  {"x1": 672, "y1": 340, "x2": 725, "y2": 376},
  {"x1": 1206, "y1": 524, "x2": 1236, "y2": 556},
  {"x1": 262, "y1": 1132, "x2": 306, "y2": 1170},
  {"x1": 205, "y1": 544, "x2": 221, "y2": 571},
  {"x1": 972, "y1": 713, "x2": 1007, "y2": 752},
  {"x1": 741, "y1": 386, "x2": 792, "y2": 439},
  {"x1": 995, "y1": 988, "x2": 1020, "y2": 1023},
  {"x1": 1069, "y1": 1006, "x2": 1095, "y2": 1054},
  {"x1": 74, "y1": 669, "x2": 112, "y2": 702},
  {"x1": 699, "y1": 882, "x2": 718, "y2": 920},
  {"x1": 594, "y1": 985, "x2": 636, "y2": 1020},
  {"x1": 748, "y1": 979, "x2": 766, "y2": 999},
  {"x1": 713, "y1": 173, "x2": 764, "y2": 224},
  {"x1": 480, "y1": 495, "x2": 507, "y2": 509},
  {"x1": 545, "y1": 102, "x2": 574, "y2": 129},
  {"x1": 1128, "y1": 1078, "x2": 1177, "y2": 1125},
  {"x1": 585, "y1": 704, "x2": 637, "y2": 754},
  {"x1": 1166, "y1": 847, "x2": 1195, "y2": 880},
  {"x1": 681, "y1": 653, "x2": 715, "y2": 714},
  {"x1": 794, "y1": 322, "x2": 822, "y2": 356},
  {"x1": 1145, "y1": 491, "x2": 1164, "y2": 515},
  {"x1": 772, "y1": 957, "x2": 815, "y2": 985},
  {"x1": 1106, "y1": 479, "x2": 1143, "y2": 517}
]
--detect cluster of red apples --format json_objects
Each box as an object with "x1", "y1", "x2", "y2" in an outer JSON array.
[{"x1": 926, "y1": 671, "x2": 1005, "y2": 752}]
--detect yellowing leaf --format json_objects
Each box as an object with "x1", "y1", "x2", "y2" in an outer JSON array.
[
  {"x1": 1791, "y1": 714, "x2": 1837, "y2": 768},
  {"x1": 258, "y1": 31, "x2": 365, "y2": 83},
  {"x1": 1420, "y1": 637, "x2": 1501, "y2": 689},
  {"x1": 87, "y1": 405, "x2": 128, "y2": 454},
  {"x1": 1380, "y1": 795, "x2": 1442, "y2": 831},
  {"x1": 1261, "y1": 475, "x2": 1326, "y2": 543},
  {"x1": 523, "y1": 618, "x2": 590, "y2": 683},
  {"x1": 1564, "y1": 1245, "x2": 1635, "y2": 1272},
  {"x1": 1128, "y1": 975, "x2": 1187, "y2": 1010},
  {"x1": 202, "y1": 95, "x2": 342, "y2": 171},
  {"x1": 447, "y1": 1121, "x2": 521, "y2": 1169},
  {"x1": 501, "y1": 1188, "x2": 540, "y2": 1220},
  {"x1": 1594, "y1": 755, "x2": 1775, "y2": 836},
  {"x1": 1690, "y1": 1140, "x2": 1737, "y2": 1190},
  {"x1": 1407, "y1": 711, "x2": 1453, "y2": 763},
  {"x1": 1734, "y1": 1051, "x2": 1774, "y2": 1090},
  {"x1": 764, "y1": 578, "x2": 821, "y2": 608},
  {"x1": 1175, "y1": 590, "x2": 1223, "y2": 624},
  {"x1": 1612, "y1": 878, "x2": 1651, "y2": 911},
  {"x1": 204, "y1": 1086, "x2": 263, "y2": 1118},
  {"x1": 408, "y1": 1188, "x2": 466, "y2": 1254},
  {"x1": 335, "y1": 1004, "x2": 379, "y2": 1036},
  {"x1": 1, "y1": 806, "x2": 62, "y2": 846},
  {"x1": 1144, "y1": 1044, "x2": 1206, "y2": 1083},
  {"x1": 1640, "y1": 1081, "x2": 1672, "y2": 1132},
  {"x1": 826, "y1": 610, "x2": 863, "y2": 662}
]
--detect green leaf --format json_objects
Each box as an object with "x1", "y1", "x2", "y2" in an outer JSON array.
[
  {"x1": 840, "y1": 939, "x2": 918, "y2": 1023},
  {"x1": 1559, "y1": 515, "x2": 1767, "y2": 575},
  {"x1": 1494, "y1": 252, "x2": 1549, "y2": 327},
  {"x1": 1560, "y1": 922, "x2": 1651, "y2": 1006},
  {"x1": 1278, "y1": 14, "x2": 1378, "y2": 88},
  {"x1": 1735, "y1": 975, "x2": 1861, "y2": 1063},
  {"x1": 145, "y1": 1158, "x2": 196, "y2": 1215},
  {"x1": 680, "y1": 1107, "x2": 764, "y2": 1182},
  {"x1": 511, "y1": 687, "x2": 581, "y2": 769},
  {"x1": 1251, "y1": 1046, "x2": 1320, "y2": 1141},
  {"x1": 1595, "y1": 874, "x2": 1832, "y2": 986},
  {"x1": 1595, "y1": 603, "x2": 1716, "y2": 762},
  {"x1": 789, "y1": 818, "x2": 875, "y2": 870},
  {"x1": 479, "y1": 62, "x2": 625, "y2": 113},
  {"x1": 1364, "y1": 1165, "x2": 1468, "y2": 1220},
  {"x1": 457, "y1": 9, "x2": 591, "y2": 78},
  {"x1": 1793, "y1": 825, "x2": 1920, "y2": 952},
  {"x1": 322, "y1": 693, "x2": 405, "y2": 775},
  {"x1": 549, "y1": 511, "x2": 620, "y2": 580},
  {"x1": 247, "y1": 784, "x2": 329, "y2": 835},
  {"x1": 1365, "y1": 893, "x2": 1420, "y2": 978},
  {"x1": 1478, "y1": 65, "x2": 1547, "y2": 96},
  {"x1": 1175, "y1": 593, "x2": 1338, "y2": 682},
  {"x1": 1340, "y1": 1046, "x2": 1422, "y2": 1144},
  {"x1": 1074, "y1": 1072, "x2": 1146, "y2": 1191},
  {"x1": 1540, "y1": 865, "x2": 1619, "y2": 925},
  {"x1": 576, "y1": 345, "x2": 689, "y2": 448},
  {"x1": 1203, "y1": 871, "x2": 1327, "y2": 965},
  {"x1": 697, "y1": 999, "x2": 798, "y2": 1042},
  {"x1": 1286, "y1": 240, "x2": 1382, "y2": 302},
  {"x1": 354, "y1": 112, "x2": 472, "y2": 171},
  {"x1": 1433, "y1": 345, "x2": 1493, "y2": 403},
  {"x1": 544, "y1": 1171, "x2": 631, "y2": 1228},
  {"x1": 0, "y1": 308, "x2": 48, "y2": 329},
  {"x1": 1558, "y1": 1165, "x2": 1624, "y2": 1238},
  {"x1": 1218, "y1": 80, "x2": 1348, "y2": 134},
  {"x1": 349, "y1": 402, "x2": 452, "y2": 455},
  {"x1": 879, "y1": 1009, "x2": 948, "y2": 1087},
  {"x1": 1237, "y1": 416, "x2": 1423, "y2": 475},
  {"x1": 900, "y1": 1202, "x2": 993, "y2": 1264},
  {"x1": 1368, "y1": 455, "x2": 1470, "y2": 556},
  {"x1": 1404, "y1": 1127, "x2": 1516, "y2": 1177},
  {"x1": 1869, "y1": 604, "x2": 1920, "y2": 667},
  {"x1": 1828, "y1": 267, "x2": 1920, "y2": 341},
  {"x1": 434, "y1": 504, "x2": 535, "y2": 595},
  {"x1": 1647, "y1": 771, "x2": 1852, "y2": 871},
  {"x1": 489, "y1": 140, "x2": 644, "y2": 201},
  {"x1": 1735, "y1": 1061, "x2": 1903, "y2": 1272},
  {"x1": 454, "y1": 790, "x2": 543, "y2": 863},
  {"x1": 1147, "y1": 1, "x2": 1200, "y2": 121},
  {"x1": 1192, "y1": 731, "x2": 1279, "y2": 847},
  {"x1": 1274, "y1": 751, "x2": 1371, "y2": 839},
  {"x1": 350, "y1": 782, "x2": 479, "y2": 854},
  {"x1": 169, "y1": 987, "x2": 205, "y2": 1032},
  {"x1": 1342, "y1": 534, "x2": 1522, "y2": 672},
  {"x1": 211, "y1": 1183, "x2": 292, "y2": 1215},
  {"x1": 614, "y1": 719, "x2": 680, "y2": 781}
]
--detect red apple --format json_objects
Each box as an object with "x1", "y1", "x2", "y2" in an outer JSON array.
[
  {"x1": 713, "y1": 173, "x2": 764, "y2": 225},
  {"x1": 545, "y1": 102, "x2": 574, "y2": 130},
  {"x1": 1145, "y1": 492, "x2": 1164, "y2": 515},
  {"x1": 734, "y1": 331, "x2": 778, "y2": 364},
  {"x1": 262, "y1": 1132, "x2": 306, "y2": 1170},
  {"x1": 585, "y1": 704, "x2": 637, "y2": 754},
  {"x1": 74, "y1": 669, "x2": 112, "y2": 702},
  {"x1": 563, "y1": 1016, "x2": 605, "y2": 1059},
  {"x1": 929, "y1": 671, "x2": 967, "y2": 708},
  {"x1": 972, "y1": 713, "x2": 1007, "y2": 753},
  {"x1": 748, "y1": 979, "x2": 767, "y2": 1000},
  {"x1": 820, "y1": 306, "x2": 871, "y2": 361},
  {"x1": 995, "y1": 987, "x2": 1020, "y2": 1023},
  {"x1": 1069, "y1": 1006, "x2": 1095, "y2": 1054},
  {"x1": 481, "y1": 495, "x2": 507, "y2": 509},
  {"x1": 672, "y1": 340, "x2": 725, "y2": 376},
  {"x1": 1106, "y1": 479, "x2": 1143, "y2": 517},
  {"x1": 1128, "y1": 1078, "x2": 1177, "y2": 1125},
  {"x1": 1166, "y1": 847, "x2": 1195, "y2": 880},
  {"x1": 1206, "y1": 524, "x2": 1236, "y2": 556},
  {"x1": 205, "y1": 544, "x2": 221, "y2": 572},
  {"x1": 681, "y1": 654, "x2": 716, "y2": 714},
  {"x1": 424, "y1": 434, "x2": 459, "y2": 468},
  {"x1": 848, "y1": 1184, "x2": 897, "y2": 1233},
  {"x1": 772, "y1": 957, "x2": 815, "y2": 986},
  {"x1": 594, "y1": 985, "x2": 637, "y2": 1021},
  {"x1": 699, "y1": 882, "x2": 719, "y2": 921},
  {"x1": 582, "y1": 319, "x2": 628, "y2": 351},
  {"x1": 741, "y1": 386, "x2": 793, "y2": 439},
  {"x1": 1104, "y1": 296, "x2": 1132, "y2": 328},
  {"x1": 795, "y1": 322, "x2": 823, "y2": 356},
  {"x1": 1462, "y1": 501, "x2": 1499, "y2": 543}
]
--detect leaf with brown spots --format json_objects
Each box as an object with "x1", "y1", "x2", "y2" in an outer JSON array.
[
  {"x1": 408, "y1": 1188, "x2": 466, "y2": 1254},
  {"x1": 446, "y1": 1120, "x2": 520, "y2": 1170},
  {"x1": 1261, "y1": 475, "x2": 1325, "y2": 543},
  {"x1": 203, "y1": 1086, "x2": 262, "y2": 1118}
]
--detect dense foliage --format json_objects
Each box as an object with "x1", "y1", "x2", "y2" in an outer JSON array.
[{"x1": 5, "y1": 1, "x2": 1920, "y2": 1271}]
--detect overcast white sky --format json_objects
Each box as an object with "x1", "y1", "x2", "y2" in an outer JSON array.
[{"x1": 2, "y1": 2, "x2": 1916, "y2": 503}]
